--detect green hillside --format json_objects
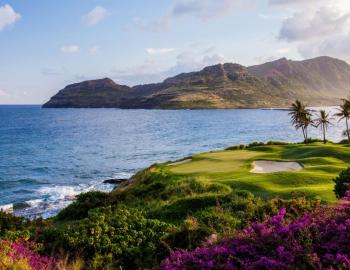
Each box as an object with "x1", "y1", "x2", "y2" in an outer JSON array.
[{"x1": 4, "y1": 141, "x2": 350, "y2": 269}]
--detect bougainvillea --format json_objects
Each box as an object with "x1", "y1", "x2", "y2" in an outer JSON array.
[
  {"x1": 162, "y1": 192, "x2": 350, "y2": 270},
  {"x1": 0, "y1": 240, "x2": 57, "y2": 270}
]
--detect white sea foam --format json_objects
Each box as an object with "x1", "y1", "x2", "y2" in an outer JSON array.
[
  {"x1": 13, "y1": 178, "x2": 121, "y2": 219},
  {"x1": 26, "y1": 199, "x2": 44, "y2": 207},
  {"x1": 0, "y1": 203, "x2": 13, "y2": 213}
]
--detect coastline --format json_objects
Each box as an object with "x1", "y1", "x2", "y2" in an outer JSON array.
[{"x1": 3, "y1": 138, "x2": 347, "y2": 219}]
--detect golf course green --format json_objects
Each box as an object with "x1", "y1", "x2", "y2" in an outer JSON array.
[{"x1": 164, "y1": 142, "x2": 350, "y2": 203}]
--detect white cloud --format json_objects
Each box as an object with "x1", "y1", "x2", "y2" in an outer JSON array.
[
  {"x1": 276, "y1": 47, "x2": 291, "y2": 54},
  {"x1": 0, "y1": 89, "x2": 8, "y2": 97},
  {"x1": 61, "y1": 45, "x2": 80, "y2": 54},
  {"x1": 279, "y1": 7, "x2": 350, "y2": 42},
  {"x1": 130, "y1": 16, "x2": 170, "y2": 32},
  {"x1": 272, "y1": 1, "x2": 350, "y2": 61},
  {"x1": 170, "y1": 49, "x2": 227, "y2": 75},
  {"x1": 146, "y1": 48, "x2": 175, "y2": 55},
  {"x1": 0, "y1": 89, "x2": 14, "y2": 103},
  {"x1": 202, "y1": 53, "x2": 226, "y2": 65},
  {"x1": 82, "y1": 6, "x2": 109, "y2": 26},
  {"x1": 131, "y1": 0, "x2": 252, "y2": 31},
  {"x1": 299, "y1": 33, "x2": 350, "y2": 61},
  {"x1": 112, "y1": 46, "x2": 228, "y2": 85},
  {"x1": 270, "y1": 0, "x2": 350, "y2": 9},
  {"x1": 89, "y1": 46, "x2": 99, "y2": 55},
  {"x1": 269, "y1": 0, "x2": 320, "y2": 6},
  {"x1": 0, "y1": 4, "x2": 21, "y2": 31},
  {"x1": 111, "y1": 59, "x2": 166, "y2": 85},
  {"x1": 170, "y1": 0, "x2": 249, "y2": 20}
]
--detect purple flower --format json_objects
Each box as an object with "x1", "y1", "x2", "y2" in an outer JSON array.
[{"x1": 162, "y1": 192, "x2": 350, "y2": 270}]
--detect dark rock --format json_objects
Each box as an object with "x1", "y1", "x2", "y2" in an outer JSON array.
[{"x1": 103, "y1": 179, "x2": 128, "y2": 184}]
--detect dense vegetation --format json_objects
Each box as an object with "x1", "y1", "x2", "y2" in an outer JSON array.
[
  {"x1": 3, "y1": 100, "x2": 350, "y2": 269},
  {"x1": 1, "y1": 140, "x2": 350, "y2": 269},
  {"x1": 162, "y1": 193, "x2": 350, "y2": 270}
]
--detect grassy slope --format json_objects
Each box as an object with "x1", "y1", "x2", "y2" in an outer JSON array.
[{"x1": 168, "y1": 142, "x2": 350, "y2": 203}]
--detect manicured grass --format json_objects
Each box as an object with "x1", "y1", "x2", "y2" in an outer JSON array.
[{"x1": 168, "y1": 143, "x2": 350, "y2": 203}]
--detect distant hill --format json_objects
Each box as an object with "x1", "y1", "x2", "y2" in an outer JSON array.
[{"x1": 43, "y1": 56, "x2": 350, "y2": 109}]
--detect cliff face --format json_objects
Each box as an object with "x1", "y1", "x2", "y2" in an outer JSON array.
[
  {"x1": 43, "y1": 56, "x2": 350, "y2": 109},
  {"x1": 42, "y1": 78, "x2": 131, "y2": 108}
]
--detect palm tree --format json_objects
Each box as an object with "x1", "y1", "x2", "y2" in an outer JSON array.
[
  {"x1": 335, "y1": 99, "x2": 350, "y2": 142},
  {"x1": 303, "y1": 113, "x2": 313, "y2": 142},
  {"x1": 314, "y1": 110, "x2": 332, "y2": 144},
  {"x1": 289, "y1": 100, "x2": 312, "y2": 143}
]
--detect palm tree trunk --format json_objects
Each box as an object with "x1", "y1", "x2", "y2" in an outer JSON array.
[
  {"x1": 305, "y1": 127, "x2": 308, "y2": 143},
  {"x1": 301, "y1": 127, "x2": 306, "y2": 143},
  {"x1": 346, "y1": 118, "x2": 350, "y2": 142},
  {"x1": 322, "y1": 124, "x2": 326, "y2": 144}
]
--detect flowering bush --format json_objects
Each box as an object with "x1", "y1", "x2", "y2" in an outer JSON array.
[
  {"x1": 162, "y1": 193, "x2": 350, "y2": 270},
  {"x1": 0, "y1": 240, "x2": 57, "y2": 270}
]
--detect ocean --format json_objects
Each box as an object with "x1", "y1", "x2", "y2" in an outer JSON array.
[{"x1": 0, "y1": 105, "x2": 344, "y2": 218}]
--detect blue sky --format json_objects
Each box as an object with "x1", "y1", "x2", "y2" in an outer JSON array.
[{"x1": 1, "y1": 0, "x2": 350, "y2": 104}]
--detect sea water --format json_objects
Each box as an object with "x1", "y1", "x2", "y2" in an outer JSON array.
[{"x1": 0, "y1": 105, "x2": 344, "y2": 218}]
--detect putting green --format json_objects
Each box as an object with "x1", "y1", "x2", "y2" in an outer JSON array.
[{"x1": 167, "y1": 143, "x2": 350, "y2": 203}]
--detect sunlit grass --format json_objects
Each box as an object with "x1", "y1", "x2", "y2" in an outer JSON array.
[{"x1": 168, "y1": 142, "x2": 350, "y2": 203}]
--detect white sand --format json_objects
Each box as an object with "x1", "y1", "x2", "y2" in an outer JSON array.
[
  {"x1": 251, "y1": 160, "x2": 303, "y2": 173},
  {"x1": 169, "y1": 158, "x2": 192, "y2": 166}
]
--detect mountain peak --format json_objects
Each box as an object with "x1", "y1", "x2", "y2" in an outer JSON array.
[
  {"x1": 65, "y1": 77, "x2": 117, "y2": 89},
  {"x1": 274, "y1": 57, "x2": 288, "y2": 63},
  {"x1": 44, "y1": 56, "x2": 350, "y2": 109}
]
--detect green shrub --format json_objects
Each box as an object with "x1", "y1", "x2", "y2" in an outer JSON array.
[
  {"x1": 196, "y1": 208, "x2": 240, "y2": 235},
  {"x1": 266, "y1": 141, "x2": 289, "y2": 145},
  {"x1": 41, "y1": 206, "x2": 173, "y2": 269},
  {"x1": 56, "y1": 191, "x2": 110, "y2": 221},
  {"x1": 159, "y1": 179, "x2": 231, "y2": 200},
  {"x1": 333, "y1": 167, "x2": 350, "y2": 198},
  {"x1": 149, "y1": 195, "x2": 223, "y2": 223},
  {"x1": 225, "y1": 144, "x2": 245, "y2": 150},
  {"x1": 299, "y1": 138, "x2": 325, "y2": 144},
  {"x1": 0, "y1": 211, "x2": 30, "y2": 238},
  {"x1": 164, "y1": 216, "x2": 209, "y2": 250},
  {"x1": 246, "y1": 142, "x2": 265, "y2": 148}
]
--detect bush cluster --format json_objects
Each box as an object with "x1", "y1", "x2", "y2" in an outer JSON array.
[
  {"x1": 40, "y1": 206, "x2": 173, "y2": 269},
  {"x1": 1, "y1": 165, "x2": 349, "y2": 269},
  {"x1": 162, "y1": 193, "x2": 350, "y2": 270},
  {"x1": 0, "y1": 240, "x2": 57, "y2": 270},
  {"x1": 334, "y1": 167, "x2": 350, "y2": 199}
]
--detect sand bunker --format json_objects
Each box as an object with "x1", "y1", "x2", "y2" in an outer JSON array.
[{"x1": 251, "y1": 160, "x2": 303, "y2": 173}]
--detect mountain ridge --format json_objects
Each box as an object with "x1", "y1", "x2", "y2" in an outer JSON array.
[{"x1": 43, "y1": 56, "x2": 350, "y2": 109}]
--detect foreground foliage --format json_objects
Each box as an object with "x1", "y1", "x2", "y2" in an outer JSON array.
[
  {"x1": 162, "y1": 193, "x2": 350, "y2": 270},
  {"x1": 0, "y1": 240, "x2": 57, "y2": 270},
  {"x1": 41, "y1": 206, "x2": 172, "y2": 269},
  {"x1": 334, "y1": 167, "x2": 350, "y2": 199},
  {"x1": 2, "y1": 143, "x2": 350, "y2": 269}
]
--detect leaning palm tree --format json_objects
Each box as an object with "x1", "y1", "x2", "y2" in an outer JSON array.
[
  {"x1": 289, "y1": 100, "x2": 312, "y2": 142},
  {"x1": 314, "y1": 110, "x2": 332, "y2": 144},
  {"x1": 335, "y1": 99, "x2": 350, "y2": 142}
]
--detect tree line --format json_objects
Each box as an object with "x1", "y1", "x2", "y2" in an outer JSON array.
[{"x1": 290, "y1": 99, "x2": 350, "y2": 144}]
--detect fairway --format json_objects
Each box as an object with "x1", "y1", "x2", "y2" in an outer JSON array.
[{"x1": 168, "y1": 143, "x2": 350, "y2": 203}]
